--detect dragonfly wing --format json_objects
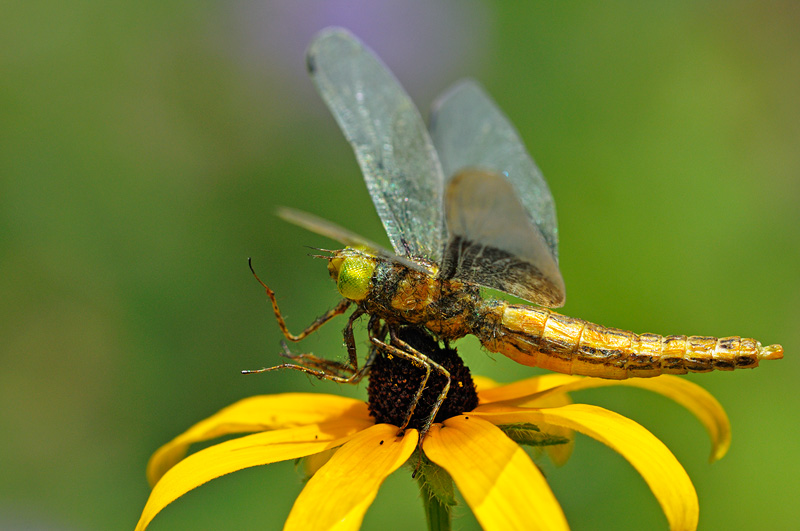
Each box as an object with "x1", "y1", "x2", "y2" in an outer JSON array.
[
  {"x1": 440, "y1": 169, "x2": 566, "y2": 307},
  {"x1": 429, "y1": 79, "x2": 559, "y2": 261},
  {"x1": 306, "y1": 28, "x2": 445, "y2": 263},
  {"x1": 277, "y1": 207, "x2": 432, "y2": 274}
]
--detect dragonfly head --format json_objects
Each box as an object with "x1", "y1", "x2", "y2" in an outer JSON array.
[{"x1": 327, "y1": 248, "x2": 378, "y2": 301}]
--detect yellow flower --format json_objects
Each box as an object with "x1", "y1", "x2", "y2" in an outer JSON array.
[{"x1": 135, "y1": 338, "x2": 728, "y2": 531}]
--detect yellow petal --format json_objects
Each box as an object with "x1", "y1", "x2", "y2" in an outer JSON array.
[
  {"x1": 505, "y1": 375, "x2": 730, "y2": 462},
  {"x1": 535, "y1": 393, "x2": 575, "y2": 467},
  {"x1": 303, "y1": 447, "x2": 337, "y2": 478},
  {"x1": 614, "y1": 376, "x2": 729, "y2": 461},
  {"x1": 423, "y1": 416, "x2": 569, "y2": 531},
  {"x1": 471, "y1": 375, "x2": 500, "y2": 392},
  {"x1": 285, "y1": 424, "x2": 418, "y2": 531},
  {"x1": 474, "y1": 404, "x2": 698, "y2": 531},
  {"x1": 136, "y1": 420, "x2": 370, "y2": 531},
  {"x1": 147, "y1": 393, "x2": 368, "y2": 485},
  {"x1": 477, "y1": 375, "x2": 579, "y2": 465},
  {"x1": 477, "y1": 374, "x2": 582, "y2": 404}
]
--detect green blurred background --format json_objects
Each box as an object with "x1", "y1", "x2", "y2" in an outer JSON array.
[{"x1": 2, "y1": 1, "x2": 798, "y2": 529}]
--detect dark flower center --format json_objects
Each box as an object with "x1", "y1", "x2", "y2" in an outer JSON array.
[{"x1": 367, "y1": 326, "x2": 479, "y2": 431}]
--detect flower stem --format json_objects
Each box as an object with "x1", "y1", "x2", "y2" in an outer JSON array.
[
  {"x1": 413, "y1": 452, "x2": 454, "y2": 531},
  {"x1": 419, "y1": 479, "x2": 452, "y2": 531}
]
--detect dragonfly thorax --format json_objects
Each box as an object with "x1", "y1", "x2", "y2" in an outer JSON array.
[{"x1": 326, "y1": 247, "x2": 486, "y2": 341}]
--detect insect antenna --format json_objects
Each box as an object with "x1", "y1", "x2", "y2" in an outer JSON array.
[
  {"x1": 304, "y1": 245, "x2": 335, "y2": 252},
  {"x1": 304, "y1": 245, "x2": 335, "y2": 260}
]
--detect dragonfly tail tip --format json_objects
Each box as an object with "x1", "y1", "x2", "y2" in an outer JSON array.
[{"x1": 759, "y1": 344, "x2": 784, "y2": 360}]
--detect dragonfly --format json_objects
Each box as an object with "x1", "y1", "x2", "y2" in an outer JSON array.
[{"x1": 247, "y1": 28, "x2": 783, "y2": 434}]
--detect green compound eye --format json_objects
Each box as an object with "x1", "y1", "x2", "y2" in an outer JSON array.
[{"x1": 337, "y1": 255, "x2": 376, "y2": 301}]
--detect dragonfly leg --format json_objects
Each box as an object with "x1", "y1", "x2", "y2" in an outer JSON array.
[
  {"x1": 390, "y1": 330, "x2": 451, "y2": 440},
  {"x1": 360, "y1": 315, "x2": 385, "y2": 374},
  {"x1": 277, "y1": 341, "x2": 357, "y2": 377},
  {"x1": 242, "y1": 362, "x2": 365, "y2": 384},
  {"x1": 372, "y1": 335, "x2": 431, "y2": 430},
  {"x1": 371, "y1": 331, "x2": 451, "y2": 442},
  {"x1": 342, "y1": 307, "x2": 365, "y2": 370},
  {"x1": 243, "y1": 342, "x2": 373, "y2": 384},
  {"x1": 250, "y1": 258, "x2": 352, "y2": 341},
  {"x1": 367, "y1": 314, "x2": 386, "y2": 341}
]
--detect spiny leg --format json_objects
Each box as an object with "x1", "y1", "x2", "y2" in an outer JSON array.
[
  {"x1": 242, "y1": 361, "x2": 364, "y2": 384},
  {"x1": 342, "y1": 307, "x2": 365, "y2": 369},
  {"x1": 249, "y1": 257, "x2": 351, "y2": 341},
  {"x1": 278, "y1": 341, "x2": 358, "y2": 377},
  {"x1": 266, "y1": 306, "x2": 368, "y2": 380},
  {"x1": 363, "y1": 315, "x2": 386, "y2": 372},
  {"x1": 243, "y1": 342, "x2": 370, "y2": 384},
  {"x1": 243, "y1": 307, "x2": 372, "y2": 385},
  {"x1": 371, "y1": 332, "x2": 452, "y2": 441},
  {"x1": 367, "y1": 313, "x2": 385, "y2": 341},
  {"x1": 389, "y1": 329, "x2": 452, "y2": 439},
  {"x1": 267, "y1": 291, "x2": 350, "y2": 342},
  {"x1": 371, "y1": 335, "x2": 430, "y2": 430}
]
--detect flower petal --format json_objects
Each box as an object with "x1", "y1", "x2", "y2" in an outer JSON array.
[
  {"x1": 136, "y1": 420, "x2": 370, "y2": 531},
  {"x1": 423, "y1": 416, "x2": 569, "y2": 531},
  {"x1": 471, "y1": 375, "x2": 500, "y2": 392},
  {"x1": 534, "y1": 393, "x2": 575, "y2": 467},
  {"x1": 474, "y1": 404, "x2": 698, "y2": 531},
  {"x1": 477, "y1": 374, "x2": 582, "y2": 404},
  {"x1": 284, "y1": 424, "x2": 418, "y2": 531},
  {"x1": 303, "y1": 447, "x2": 337, "y2": 478},
  {"x1": 147, "y1": 393, "x2": 368, "y2": 485},
  {"x1": 497, "y1": 375, "x2": 730, "y2": 462},
  {"x1": 476, "y1": 376, "x2": 578, "y2": 465},
  {"x1": 610, "y1": 376, "x2": 729, "y2": 461}
]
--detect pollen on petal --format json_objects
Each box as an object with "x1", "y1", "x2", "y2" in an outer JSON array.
[{"x1": 471, "y1": 375, "x2": 500, "y2": 392}]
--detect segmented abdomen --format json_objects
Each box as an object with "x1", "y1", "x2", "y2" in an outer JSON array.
[{"x1": 481, "y1": 304, "x2": 783, "y2": 379}]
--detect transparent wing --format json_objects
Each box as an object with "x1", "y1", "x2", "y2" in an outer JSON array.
[
  {"x1": 307, "y1": 28, "x2": 445, "y2": 263},
  {"x1": 439, "y1": 169, "x2": 566, "y2": 307},
  {"x1": 429, "y1": 79, "x2": 559, "y2": 261},
  {"x1": 277, "y1": 207, "x2": 431, "y2": 274}
]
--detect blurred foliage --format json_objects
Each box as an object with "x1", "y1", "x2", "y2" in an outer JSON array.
[{"x1": 1, "y1": 1, "x2": 798, "y2": 530}]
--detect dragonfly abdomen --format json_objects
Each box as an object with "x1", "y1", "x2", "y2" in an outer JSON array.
[{"x1": 481, "y1": 303, "x2": 783, "y2": 379}]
